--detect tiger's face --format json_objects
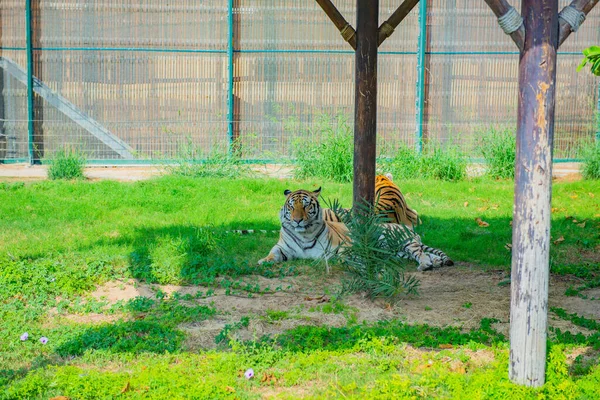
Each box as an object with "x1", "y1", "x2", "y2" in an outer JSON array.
[{"x1": 280, "y1": 187, "x2": 322, "y2": 232}]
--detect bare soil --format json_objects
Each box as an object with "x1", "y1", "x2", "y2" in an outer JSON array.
[{"x1": 85, "y1": 264, "x2": 599, "y2": 350}]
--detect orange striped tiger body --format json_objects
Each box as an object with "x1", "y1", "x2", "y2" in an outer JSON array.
[{"x1": 322, "y1": 174, "x2": 453, "y2": 271}]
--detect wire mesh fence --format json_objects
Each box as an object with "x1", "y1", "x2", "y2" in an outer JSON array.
[{"x1": 0, "y1": 0, "x2": 598, "y2": 163}]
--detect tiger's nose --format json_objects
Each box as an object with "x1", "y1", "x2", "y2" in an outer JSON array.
[{"x1": 293, "y1": 217, "x2": 302, "y2": 224}]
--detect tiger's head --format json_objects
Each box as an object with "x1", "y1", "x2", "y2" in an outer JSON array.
[{"x1": 280, "y1": 187, "x2": 323, "y2": 232}]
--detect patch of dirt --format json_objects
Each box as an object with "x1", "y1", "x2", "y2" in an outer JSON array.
[{"x1": 85, "y1": 264, "x2": 598, "y2": 349}]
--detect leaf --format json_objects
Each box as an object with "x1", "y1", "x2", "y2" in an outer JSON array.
[
  {"x1": 577, "y1": 221, "x2": 586, "y2": 228},
  {"x1": 504, "y1": 243, "x2": 512, "y2": 250},
  {"x1": 225, "y1": 386, "x2": 236, "y2": 393},
  {"x1": 572, "y1": 219, "x2": 579, "y2": 224},
  {"x1": 477, "y1": 206, "x2": 489, "y2": 212},
  {"x1": 439, "y1": 344, "x2": 453, "y2": 349},
  {"x1": 50, "y1": 397, "x2": 71, "y2": 400},
  {"x1": 551, "y1": 207, "x2": 559, "y2": 213},
  {"x1": 120, "y1": 382, "x2": 130, "y2": 394},
  {"x1": 553, "y1": 236, "x2": 565, "y2": 245},
  {"x1": 569, "y1": 194, "x2": 578, "y2": 199},
  {"x1": 463, "y1": 201, "x2": 469, "y2": 207},
  {"x1": 261, "y1": 373, "x2": 278, "y2": 384},
  {"x1": 565, "y1": 215, "x2": 573, "y2": 220},
  {"x1": 475, "y1": 217, "x2": 489, "y2": 227},
  {"x1": 589, "y1": 192, "x2": 595, "y2": 198}
]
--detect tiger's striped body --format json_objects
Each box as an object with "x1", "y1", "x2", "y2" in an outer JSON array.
[
  {"x1": 322, "y1": 174, "x2": 419, "y2": 227},
  {"x1": 322, "y1": 174, "x2": 453, "y2": 271}
]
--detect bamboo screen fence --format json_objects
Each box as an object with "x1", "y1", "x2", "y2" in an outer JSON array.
[{"x1": 0, "y1": 0, "x2": 598, "y2": 163}]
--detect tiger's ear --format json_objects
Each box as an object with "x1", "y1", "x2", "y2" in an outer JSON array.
[
  {"x1": 313, "y1": 187, "x2": 321, "y2": 197},
  {"x1": 284, "y1": 189, "x2": 292, "y2": 196}
]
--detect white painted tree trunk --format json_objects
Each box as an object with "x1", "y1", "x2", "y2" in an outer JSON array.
[{"x1": 509, "y1": 0, "x2": 558, "y2": 387}]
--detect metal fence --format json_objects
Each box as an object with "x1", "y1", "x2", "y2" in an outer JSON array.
[{"x1": 0, "y1": 0, "x2": 599, "y2": 164}]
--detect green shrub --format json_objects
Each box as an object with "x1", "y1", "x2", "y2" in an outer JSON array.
[
  {"x1": 581, "y1": 140, "x2": 600, "y2": 180},
  {"x1": 380, "y1": 142, "x2": 467, "y2": 181},
  {"x1": 328, "y1": 199, "x2": 420, "y2": 299},
  {"x1": 47, "y1": 146, "x2": 86, "y2": 180},
  {"x1": 293, "y1": 114, "x2": 353, "y2": 183},
  {"x1": 167, "y1": 138, "x2": 249, "y2": 178},
  {"x1": 478, "y1": 127, "x2": 516, "y2": 179}
]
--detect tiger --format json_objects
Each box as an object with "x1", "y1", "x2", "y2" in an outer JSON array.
[
  {"x1": 322, "y1": 173, "x2": 420, "y2": 228},
  {"x1": 258, "y1": 185, "x2": 453, "y2": 271},
  {"x1": 258, "y1": 187, "x2": 349, "y2": 264},
  {"x1": 322, "y1": 174, "x2": 453, "y2": 270}
]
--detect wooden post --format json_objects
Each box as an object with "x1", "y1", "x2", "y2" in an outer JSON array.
[
  {"x1": 509, "y1": 0, "x2": 558, "y2": 387},
  {"x1": 378, "y1": 0, "x2": 420, "y2": 46},
  {"x1": 353, "y1": 0, "x2": 378, "y2": 207},
  {"x1": 558, "y1": 0, "x2": 599, "y2": 47},
  {"x1": 315, "y1": 0, "x2": 357, "y2": 49},
  {"x1": 483, "y1": 0, "x2": 525, "y2": 51}
]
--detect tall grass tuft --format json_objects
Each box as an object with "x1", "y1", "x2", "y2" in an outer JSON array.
[
  {"x1": 293, "y1": 114, "x2": 354, "y2": 183},
  {"x1": 167, "y1": 138, "x2": 249, "y2": 178},
  {"x1": 380, "y1": 142, "x2": 467, "y2": 181},
  {"x1": 328, "y1": 199, "x2": 420, "y2": 299},
  {"x1": 478, "y1": 127, "x2": 516, "y2": 179},
  {"x1": 47, "y1": 146, "x2": 86, "y2": 180},
  {"x1": 581, "y1": 140, "x2": 600, "y2": 180}
]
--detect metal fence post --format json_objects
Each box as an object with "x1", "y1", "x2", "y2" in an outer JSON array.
[
  {"x1": 227, "y1": 0, "x2": 234, "y2": 151},
  {"x1": 415, "y1": 0, "x2": 427, "y2": 153},
  {"x1": 25, "y1": 0, "x2": 35, "y2": 164}
]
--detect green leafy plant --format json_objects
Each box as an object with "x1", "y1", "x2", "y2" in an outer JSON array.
[
  {"x1": 577, "y1": 46, "x2": 600, "y2": 76},
  {"x1": 478, "y1": 127, "x2": 516, "y2": 179},
  {"x1": 421, "y1": 143, "x2": 467, "y2": 181},
  {"x1": 328, "y1": 199, "x2": 420, "y2": 299},
  {"x1": 47, "y1": 146, "x2": 86, "y2": 180},
  {"x1": 167, "y1": 137, "x2": 249, "y2": 178},
  {"x1": 293, "y1": 114, "x2": 353, "y2": 183},
  {"x1": 580, "y1": 140, "x2": 600, "y2": 180}
]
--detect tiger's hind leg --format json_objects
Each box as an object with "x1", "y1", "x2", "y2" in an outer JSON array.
[
  {"x1": 422, "y1": 245, "x2": 454, "y2": 267},
  {"x1": 396, "y1": 237, "x2": 443, "y2": 272}
]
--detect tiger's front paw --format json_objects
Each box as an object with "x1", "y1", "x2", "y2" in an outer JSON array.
[{"x1": 258, "y1": 254, "x2": 275, "y2": 265}]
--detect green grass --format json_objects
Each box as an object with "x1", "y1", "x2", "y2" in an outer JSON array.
[
  {"x1": 581, "y1": 140, "x2": 600, "y2": 180},
  {"x1": 293, "y1": 114, "x2": 354, "y2": 183},
  {"x1": 478, "y1": 126, "x2": 516, "y2": 179},
  {"x1": 46, "y1": 146, "x2": 86, "y2": 180},
  {"x1": 1, "y1": 175, "x2": 599, "y2": 398},
  {"x1": 379, "y1": 142, "x2": 467, "y2": 181}
]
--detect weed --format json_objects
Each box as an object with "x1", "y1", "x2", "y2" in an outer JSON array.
[
  {"x1": 462, "y1": 302, "x2": 473, "y2": 309},
  {"x1": 46, "y1": 146, "x2": 86, "y2": 180},
  {"x1": 380, "y1": 141, "x2": 467, "y2": 181},
  {"x1": 215, "y1": 317, "x2": 250, "y2": 345},
  {"x1": 421, "y1": 142, "x2": 468, "y2": 181},
  {"x1": 478, "y1": 126, "x2": 516, "y2": 179},
  {"x1": 293, "y1": 114, "x2": 354, "y2": 183},
  {"x1": 581, "y1": 140, "x2": 600, "y2": 180},
  {"x1": 166, "y1": 137, "x2": 250, "y2": 178}
]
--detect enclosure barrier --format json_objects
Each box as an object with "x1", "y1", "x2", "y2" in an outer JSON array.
[{"x1": 0, "y1": 0, "x2": 598, "y2": 164}]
